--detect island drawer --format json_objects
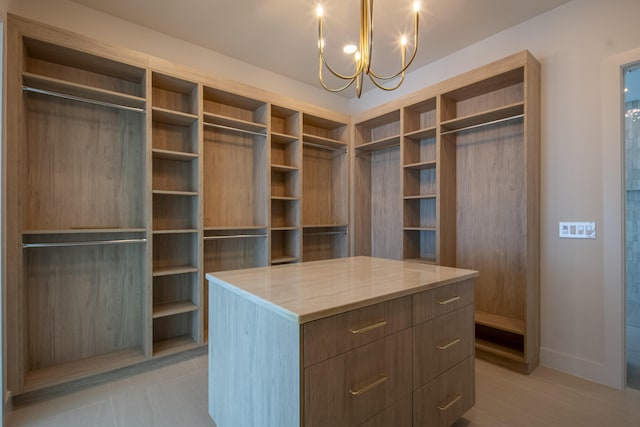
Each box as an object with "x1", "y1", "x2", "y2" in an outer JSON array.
[
  {"x1": 304, "y1": 328, "x2": 412, "y2": 427},
  {"x1": 413, "y1": 304, "x2": 475, "y2": 388},
  {"x1": 412, "y1": 279, "x2": 474, "y2": 325},
  {"x1": 413, "y1": 357, "x2": 475, "y2": 427},
  {"x1": 303, "y1": 296, "x2": 411, "y2": 367}
]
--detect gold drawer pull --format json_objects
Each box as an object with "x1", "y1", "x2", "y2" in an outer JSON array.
[
  {"x1": 349, "y1": 374, "x2": 388, "y2": 396},
  {"x1": 436, "y1": 337, "x2": 461, "y2": 350},
  {"x1": 436, "y1": 296, "x2": 460, "y2": 305},
  {"x1": 437, "y1": 394, "x2": 462, "y2": 411},
  {"x1": 349, "y1": 320, "x2": 387, "y2": 334}
]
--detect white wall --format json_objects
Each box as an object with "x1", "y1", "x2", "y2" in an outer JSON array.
[
  {"x1": 353, "y1": 0, "x2": 640, "y2": 388},
  {"x1": 4, "y1": 0, "x2": 640, "y2": 388}
]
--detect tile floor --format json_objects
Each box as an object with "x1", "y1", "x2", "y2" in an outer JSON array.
[{"x1": 8, "y1": 352, "x2": 640, "y2": 427}]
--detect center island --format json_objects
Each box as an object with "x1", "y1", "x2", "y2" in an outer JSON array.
[{"x1": 207, "y1": 256, "x2": 479, "y2": 427}]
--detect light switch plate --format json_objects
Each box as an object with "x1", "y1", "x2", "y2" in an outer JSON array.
[{"x1": 559, "y1": 221, "x2": 596, "y2": 239}]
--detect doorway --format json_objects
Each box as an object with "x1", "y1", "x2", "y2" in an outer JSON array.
[{"x1": 625, "y1": 63, "x2": 640, "y2": 390}]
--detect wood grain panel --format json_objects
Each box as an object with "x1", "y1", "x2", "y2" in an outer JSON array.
[
  {"x1": 359, "y1": 395, "x2": 412, "y2": 427},
  {"x1": 25, "y1": 94, "x2": 145, "y2": 230},
  {"x1": 413, "y1": 357, "x2": 475, "y2": 427},
  {"x1": 203, "y1": 127, "x2": 268, "y2": 228},
  {"x1": 412, "y1": 279, "x2": 475, "y2": 324},
  {"x1": 303, "y1": 296, "x2": 411, "y2": 367},
  {"x1": 152, "y1": 194, "x2": 198, "y2": 230},
  {"x1": 304, "y1": 329, "x2": 412, "y2": 427},
  {"x1": 152, "y1": 157, "x2": 197, "y2": 192},
  {"x1": 413, "y1": 304, "x2": 475, "y2": 388},
  {"x1": 302, "y1": 145, "x2": 348, "y2": 226},
  {"x1": 455, "y1": 120, "x2": 526, "y2": 320},
  {"x1": 353, "y1": 152, "x2": 372, "y2": 255},
  {"x1": 302, "y1": 229, "x2": 348, "y2": 262},
  {"x1": 152, "y1": 120, "x2": 198, "y2": 154},
  {"x1": 371, "y1": 147, "x2": 402, "y2": 260},
  {"x1": 26, "y1": 244, "x2": 144, "y2": 370},
  {"x1": 152, "y1": 312, "x2": 197, "y2": 342},
  {"x1": 153, "y1": 233, "x2": 198, "y2": 270},
  {"x1": 271, "y1": 169, "x2": 299, "y2": 198},
  {"x1": 153, "y1": 272, "x2": 197, "y2": 307}
]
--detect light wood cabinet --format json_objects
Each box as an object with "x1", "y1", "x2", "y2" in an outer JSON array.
[
  {"x1": 207, "y1": 256, "x2": 478, "y2": 427},
  {"x1": 5, "y1": 15, "x2": 350, "y2": 395},
  {"x1": 352, "y1": 51, "x2": 540, "y2": 373}
]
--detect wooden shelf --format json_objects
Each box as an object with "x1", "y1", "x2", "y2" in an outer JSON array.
[
  {"x1": 403, "y1": 227, "x2": 436, "y2": 232},
  {"x1": 153, "y1": 336, "x2": 200, "y2": 358},
  {"x1": 271, "y1": 226, "x2": 299, "y2": 231},
  {"x1": 302, "y1": 133, "x2": 346, "y2": 150},
  {"x1": 153, "y1": 301, "x2": 198, "y2": 319},
  {"x1": 271, "y1": 164, "x2": 299, "y2": 173},
  {"x1": 152, "y1": 107, "x2": 198, "y2": 126},
  {"x1": 404, "y1": 257, "x2": 437, "y2": 265},
  {"x1": 24, "y1": 348, "x2": 145, "y2": 393},
  {"x1": 404, "y1": 127, "x2": 436, "y2": 141},
  {"x1": 152, "y1": 148, "x2": 198, "y2": 161},
  {"x1": 152, "y1": 190, "x2": 198, "y2": 197},
  {"x1": 22, "y1": 72, "x2": 146, "y2": 111},
  {"x1": 203, "y1": 112, "x2": 267, "y2": 134},
  {"x1": 271, "y1": 196, "x2": 299, "y2": 201},
  {"x1": 404, "y1": 194, "x2": 436, "y2": 200},
  {"x1": 271, "y1": 256, "x2": 299, "y2": 265},
  {"x1": 475, "y1": 310, "x2": 525, "y2": 335},
  {"x1": 152, "y1": 265, "x2": 199, "y2": 277},
  {"x1": 441, "y1": 102, "x2": 524, "y2": 134},
  {"x1": 204, "y1": 225, "x2": 267, "y2": 231},
  {"x1": 152, "y1": 229, "x2": 198, "y2": 234},
  {"x1": 475, "y1": 338, "x2": 526, "y2": 363},
  {"x1": 271, "y1": 132, "x2": 299, "y2": 144},
  {"x1": 22, "y1": 228, "x2": 146, "y2": 235},
  {"x1": 355, "y1": 135, "x2": 401, "y2": 153},
  {"x1": 303, "y1": 224, "x2": 348, "y2": 228},
  {"x1": 404, "y1": 161, "x2": 436, "y2": 170}
]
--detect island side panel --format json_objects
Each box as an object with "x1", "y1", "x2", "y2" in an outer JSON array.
[{"x1": 209, "y1": 280, "x2": 301, "y2": 427}]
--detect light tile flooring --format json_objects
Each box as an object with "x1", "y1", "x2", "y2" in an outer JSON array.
[{"x1": 9, "y1": 354, "x2": 640, "y2": 427}]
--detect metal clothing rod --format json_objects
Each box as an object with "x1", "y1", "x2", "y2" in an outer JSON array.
[
  {"x1": 303, "y1": 231, "x2": 348, "y2": 237},
  {"x1": 302, "y1": 141, "x2": 347, "y2": 152},
  {"x1": 23, "y1": 238, "x2": 147, "y2": 248},
  {"x1": 203, "y1": 122, "x2": 267, "y2": 138},
  {"x1": 22, "y1": 86, "x2": 146, "y2": 114},
  {"x1": 440, "y1": 114, "x2": 524, "y2": 136},
  {"x1": 203, "y1": 234, "x2": 268, "y2": 240}
]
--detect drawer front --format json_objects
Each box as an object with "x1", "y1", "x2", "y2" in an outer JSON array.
[
  {"x1": 412, "y1": 279, "x2": 474, "y2": 325},
  {"x1": 413, "y1": 304, "x2": 474, "y2": 388},
  {"x1": 303, "y1": 296, "x2": 411, "y2": 367},
  {"x1": 304, "y1": 329, "x2": 412, "y2": 427},
  {"x1": 413, "y1": 357, "x2": 475, "y2": 427},
  {"x1": 359, "y1": 395, "x2": 412, "y2": 427}
]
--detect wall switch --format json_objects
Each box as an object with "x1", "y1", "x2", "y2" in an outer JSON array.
[{"x1": 559, "y1": 221, "x2": 596, "y2": 239}]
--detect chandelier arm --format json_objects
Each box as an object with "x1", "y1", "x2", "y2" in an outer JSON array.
[
  {"x1": 318, "y1": 10, "x2": 364, "y2": 81},
  {"x1": 368, "y1": 70, "x2": 407, "y2": 91},
  {"x1": 319, "y1": 55, "x2": 359, "y2": 92},
  {"x1": 320, "y1": 51, "x2": 363, "y2": 81},
  {"x1": 368, "y1": 13, "x2": 419, "y2": 81}
]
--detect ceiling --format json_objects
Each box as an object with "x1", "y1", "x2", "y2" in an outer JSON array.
[{"x1": 69, "y1": 0, "x2": 572, "y2": 98}]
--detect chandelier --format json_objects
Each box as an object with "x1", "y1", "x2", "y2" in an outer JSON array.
[{"x1": 316, "y1": 0, "x2": 420, "y2": 98}]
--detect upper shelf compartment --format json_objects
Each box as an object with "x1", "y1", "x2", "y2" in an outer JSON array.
[
  {"x1": 152, "y1": 72, "x2": 199, "y2": 117},
  {"x1": 203, "y1": 86, "x2": 268, "y2": 136},
  {"x1": 440, "y1": 67, "x2": 524, "y2": 132},
  {"x1": 23, "y1": 37, "x2": 146, "y2": 100},
  {"x1": 354, "y1": 109, "x2": 401, "y2": 152},
  {"x1": 302, "y1": 113, "x2": 347, "y2": 150}
]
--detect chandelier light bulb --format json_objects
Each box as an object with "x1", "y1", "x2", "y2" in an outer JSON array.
[
  {"x1": 413, "y1": 1, "x2": 420, "y2": 13},
  {"x1": 316, "y1": 5, "x2": 324, "y2": 17},
  {"x1": 343, "y1": 44, "x2": 358, "y2": 54},
  {"x1": 401, "y1": 36, "x2": 408, "y2": 46}
]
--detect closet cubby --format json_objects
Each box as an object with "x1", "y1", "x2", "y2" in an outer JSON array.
[
  {"x1": 302, "y1": 226, "x2": 348, "y2": 262},
  {"x1": 354, "y1": 109, "x2": 401, "y2": 152},
  {"x1": 203, "y1": 86, "x2": 268, "y2": 134},
  {"x1": 152, "y1": 312, "x2": 199, "y2": 357},
  {"x1": 302, "y1": 113, "x2": 348, "y2": 150},
  {"x1": 271, "y1": 229, "x2": 301, "y2": 264}
]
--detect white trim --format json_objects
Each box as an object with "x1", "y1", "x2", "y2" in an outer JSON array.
[{"x1": 601, "y1": 47, "x2": 640, "y2": 390}]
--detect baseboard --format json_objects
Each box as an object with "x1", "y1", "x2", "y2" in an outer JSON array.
[
  {"x1": 540, "y1": 347, "x2": 623, "y2": 389},
  {"x1": 3, "y1": 391, "x2": 13, "y2": 426}
]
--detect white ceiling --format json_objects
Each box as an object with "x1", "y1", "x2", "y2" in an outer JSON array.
[{"x1": 69, "y1": 0, "x2": 572, "y2": 98}]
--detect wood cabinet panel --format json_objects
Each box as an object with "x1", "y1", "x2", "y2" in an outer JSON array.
[
  {"x1": 413, "y1": 304, "x2": 475, "y2": 388},
  {"x1": 303, "y1": 296, "x2": 411, "y2": 367},
  {"x1": 413, "y1": 357, "x2": 475, "y2": 427},
  {"x1": 412, "y1": 279, "x2": 474, "y2": 324},
  {"x1": 304, "y1": 329, "x2": 412, "y2": 427},
  {"x1": 359, "y1": 395, "x2": 412, "y2": 427}
]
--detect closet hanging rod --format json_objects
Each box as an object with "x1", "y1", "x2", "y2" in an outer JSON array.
[
  {"x1": 302, "y1": 141, "x2": 347, "y2": 152},
  {"x1": 203, "y1": 122, "x2": 267, "y2": 138},
  {"x1": 440, "y1": 114, "x2": 524, "y2": 136},
  {"x1": 203, "y1": 234, "x2": 268, "y2": 240},
  {"x1": 23, "y1": 238, "x2": 147, "y2": 249},
  {"x1": 22, "y1": 86, "x2": 146, "y2": 114},
  {"x1": 303, "y1": 231, "x2": 348, "y2": 237}
]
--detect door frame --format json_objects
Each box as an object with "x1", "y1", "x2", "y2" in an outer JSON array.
[{"x1": 602, "y1": 47, "x2": 640, "y2": 390}]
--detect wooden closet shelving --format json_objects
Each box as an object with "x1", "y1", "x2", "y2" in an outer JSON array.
[{"x1": 353, "y1": 51, "x2": 540, "y2": 373}]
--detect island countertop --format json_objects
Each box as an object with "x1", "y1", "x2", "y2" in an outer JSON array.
[{"x1": 206, "y1": 256, "x2": 478, "y2": 323}]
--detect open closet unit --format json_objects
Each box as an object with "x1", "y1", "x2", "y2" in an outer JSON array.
[
  {"x1": 5, "y1": 15, "x2": 350, "y2": 395},
  {"x1": 352, "y1": 51, "x2": 540, "y2": 373}
]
